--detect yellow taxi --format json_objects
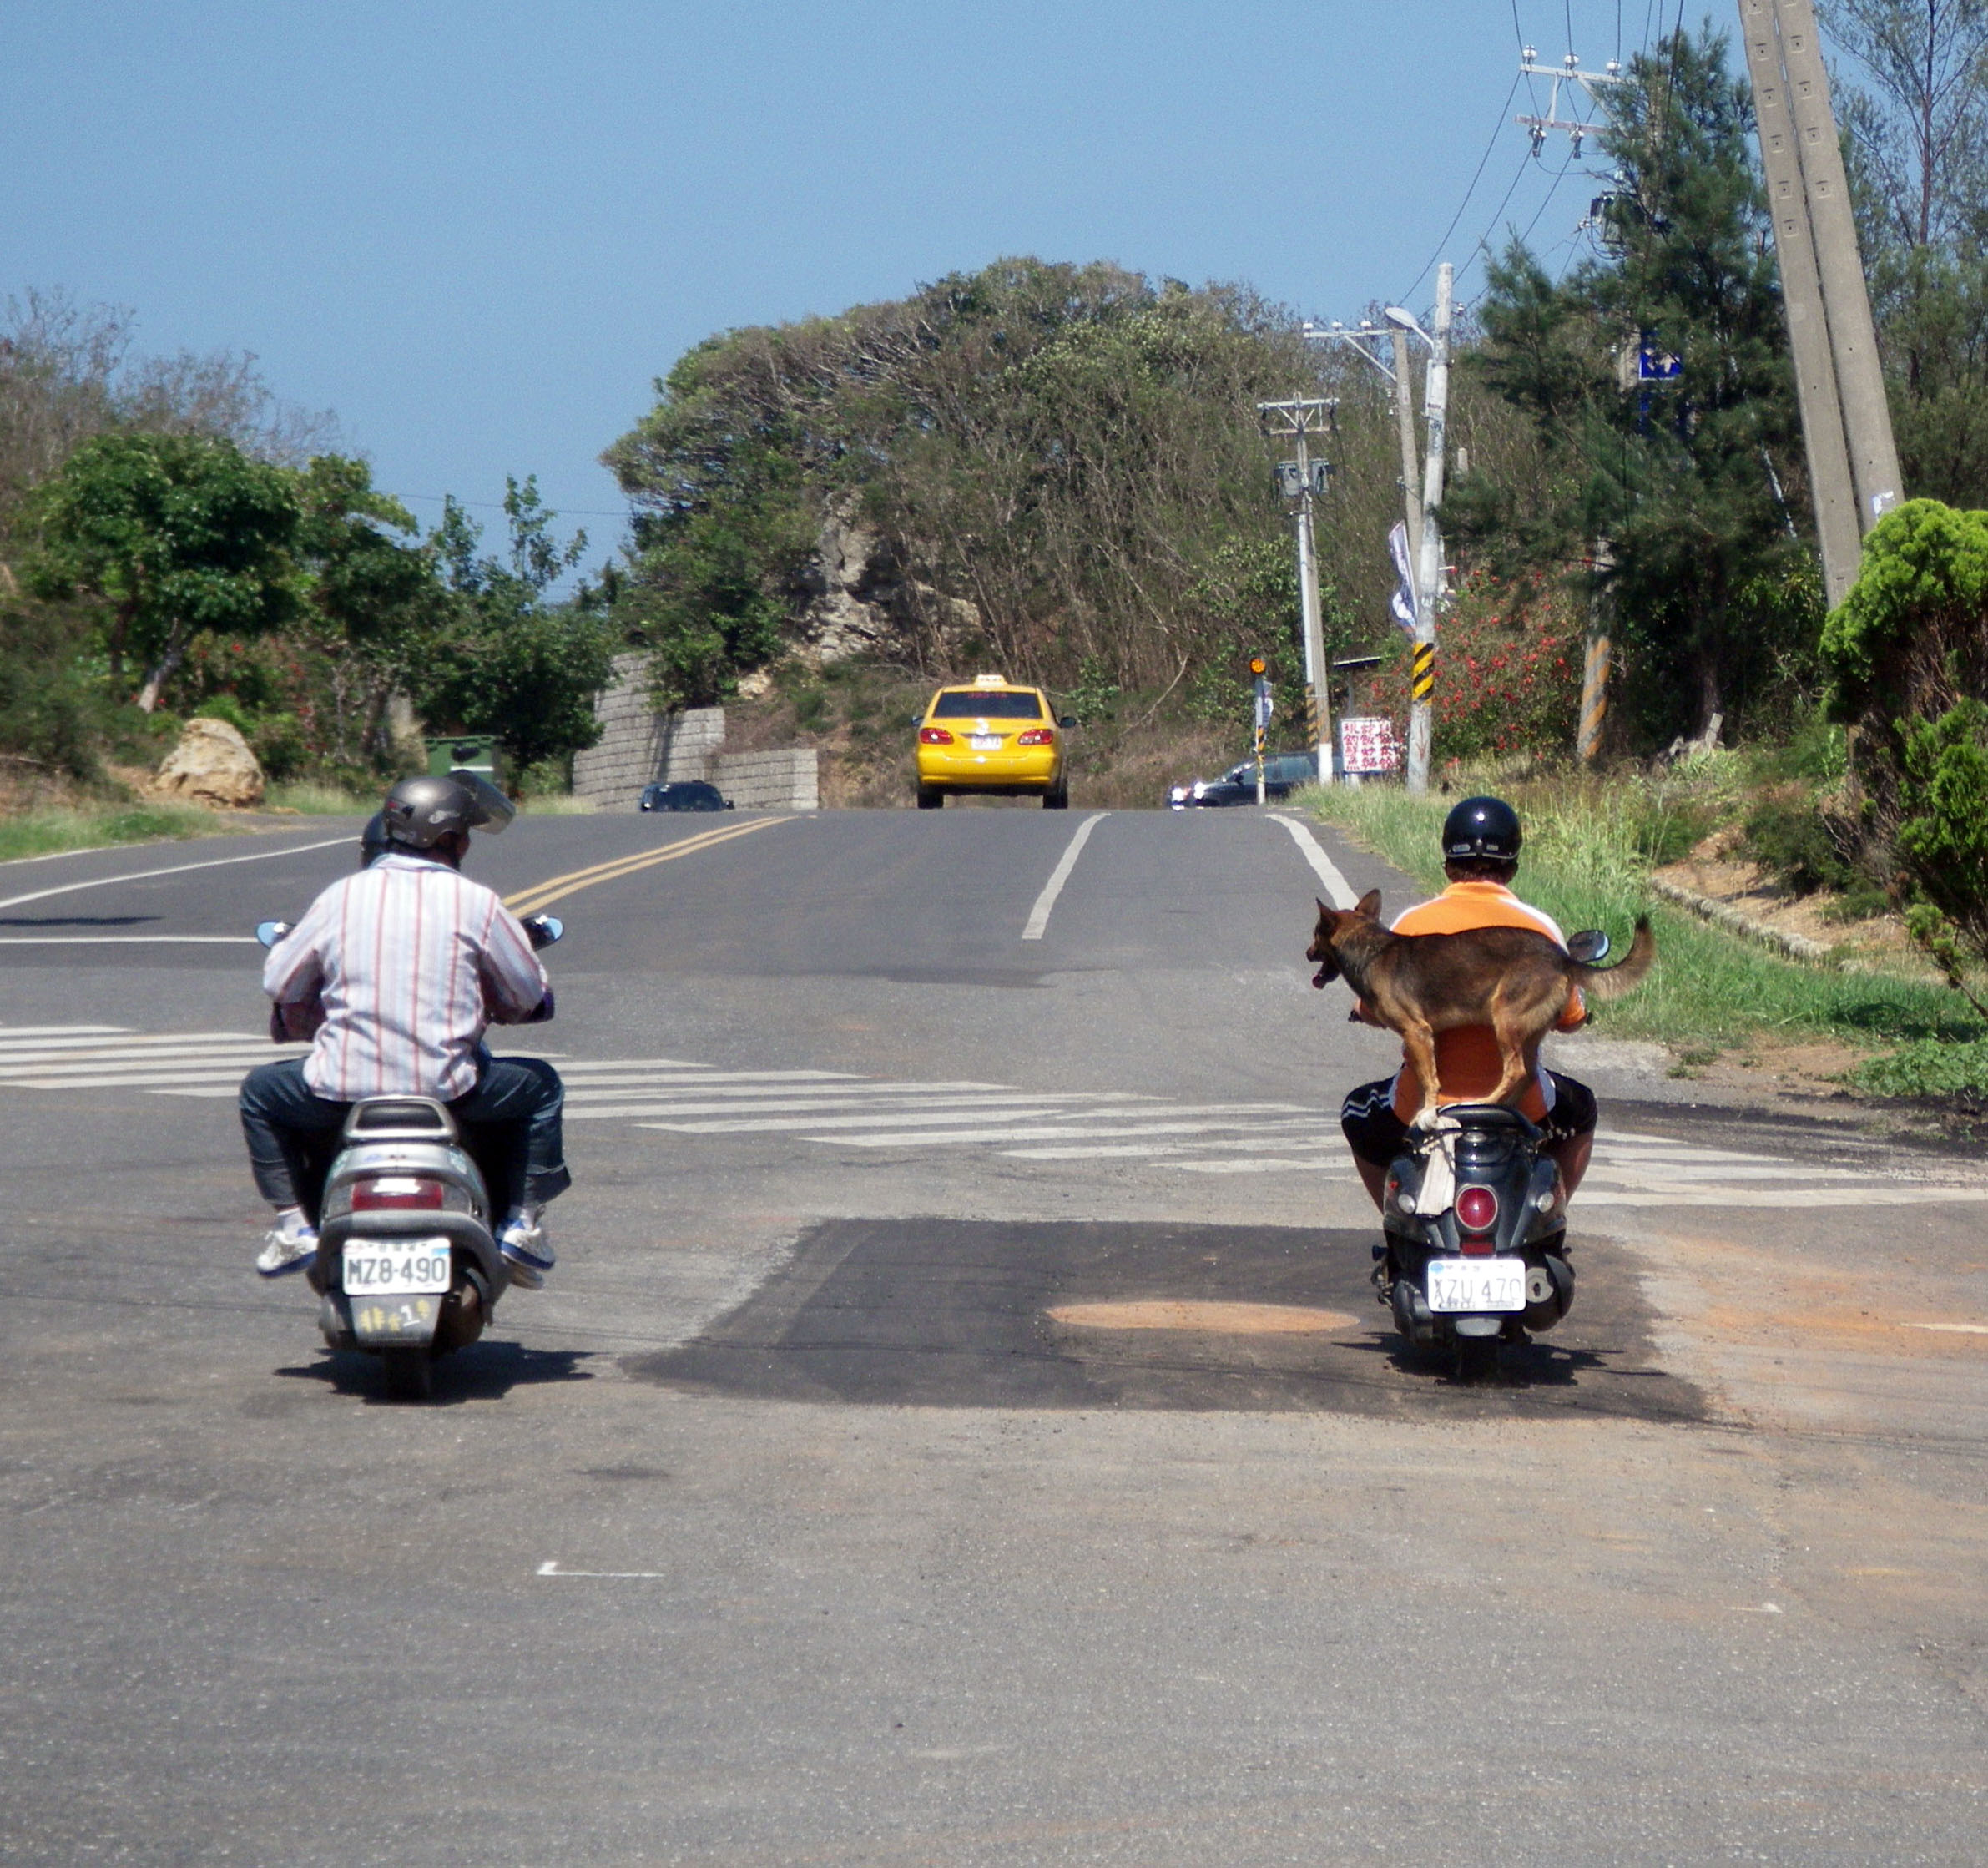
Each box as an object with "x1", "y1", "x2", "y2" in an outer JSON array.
[{"x1": 915, "y1": 674, "x2": 1072, "y2": 809}]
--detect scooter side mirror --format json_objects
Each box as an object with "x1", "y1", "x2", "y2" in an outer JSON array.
[
  {"x1": 255, "y1": 920, "x2": 292, "y2": 948},
  {"x1": 521, "y1": 914, "x2": 563, "y2": 949},
  {"x1": 1566, "y1": 929, "x2": 1610, "y2": 965}
]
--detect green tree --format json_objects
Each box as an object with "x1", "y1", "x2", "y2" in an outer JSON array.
[
  {"x1": 291, "y1": 455, "x2": 454, "y2": 764},
  {"x1": 1821, "y1": 497, "x2": 1988, "y2": 1002},
  {"x1": 28, "y1": 432, "x2": 298, "y2": 710},
  {"x1": 416, "y1": 478, "x2": 617, "y2": 775},
  {"x1": 1822, "y1": 0, "x2": 1988, "y2": 506},
  {"x1": 602, "y1": 260, "x2": 1349, "y2": 707},
  {"x1": 1450, "y1": 25, "x2": 1816, "y2": 744}
]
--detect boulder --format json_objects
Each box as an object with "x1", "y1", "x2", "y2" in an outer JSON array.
[{"x1": 155, "y1": 717, "x2": 266, "y2": 809}]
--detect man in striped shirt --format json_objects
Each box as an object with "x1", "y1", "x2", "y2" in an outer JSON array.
[
  {"x1": 240, "y1": 774, "x2": 568, "y2": 1283},
  {"x1": 1340, "y1": 795, "x2": 1597, "y2": 1208}
]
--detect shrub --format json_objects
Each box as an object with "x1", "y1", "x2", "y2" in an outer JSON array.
[
  {"x1": 1742, "y1": 795, "x2": 1858, "y2": 896},
  {"x1": 1430, "y1": 568, "x2": 1582, "y2": 763}
]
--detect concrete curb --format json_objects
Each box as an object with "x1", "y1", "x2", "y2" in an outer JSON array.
[{"x1": 1648, "y1": 876, "x2": 1837, "y2": 966}]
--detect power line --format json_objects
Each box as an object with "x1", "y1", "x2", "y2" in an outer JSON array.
[
  {"x1": 1399, "y1": 69, "x2": 1526, "y2": 304},
  {"x1": 397, "y1": 491, "x2": 629, "y2": 519}
]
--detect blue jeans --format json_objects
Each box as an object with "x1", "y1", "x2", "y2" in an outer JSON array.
[{"x1": 239, "y1": 1055, "x2": 570, "y2": 1217}]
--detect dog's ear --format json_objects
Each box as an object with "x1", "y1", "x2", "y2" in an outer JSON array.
[{"x1": 1355, "y1": 888, "x2": 1384, "y2": 920}]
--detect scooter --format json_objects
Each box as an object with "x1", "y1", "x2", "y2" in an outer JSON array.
[
  {"x1": 1372, "y1": 928, "x2": 1608, "y2": 1381},
  {"x1": 253, "y1": 912, "x2": 563, "y2": 1401}
]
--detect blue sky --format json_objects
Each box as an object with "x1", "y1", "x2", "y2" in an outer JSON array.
[{"x1": 6, "y1": 2, "x2": 1666, "y2": 558}]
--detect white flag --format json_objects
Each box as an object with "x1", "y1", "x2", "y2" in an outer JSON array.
[{"x1": 1389, "y1": 522, "x2": 1420, "y2": 639}]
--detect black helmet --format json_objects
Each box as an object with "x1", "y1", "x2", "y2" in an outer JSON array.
[
  {"x1": 1441, "y1": 795, "x2": 1523, "y2": 862},
  {"x1": 380, "y1": 770, "x2": 515, "y2": 851},
  {"x1": 359, "y1": 810, "x2": 391, "y2": 866}
]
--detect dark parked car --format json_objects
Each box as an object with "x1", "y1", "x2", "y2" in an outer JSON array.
[
  {"x1": 639, "y1": 780, "x2": 733, "y2": 813},
  {"x1": 1167, "y1": 751, "x2": 1318, "y2": 809}
]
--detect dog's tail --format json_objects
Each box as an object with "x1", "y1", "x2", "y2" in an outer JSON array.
[{"x1": 1576, "y1": 916, "x2": 1656, "y2": 1001}]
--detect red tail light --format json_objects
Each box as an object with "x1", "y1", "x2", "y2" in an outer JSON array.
[
  {"x1": 351, "y1": 1175, "x2": 446, "y2": 1211},
  {"x1": 918, "y1": 726, "x2": 955, "y2": 745},
  {"x1": 1015, "y1": 727, "x2": 1055, "y2": 745},
  {"x1": 1456, "y1": 1184, "x2": 1499, "y2": 1234}
]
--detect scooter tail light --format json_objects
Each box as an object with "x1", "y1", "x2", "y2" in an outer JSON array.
[
  {"x1": 918, "y1": 726, "x2": 955, "y2": 745},
  {"x1": 1456, "y1": 1184, "x2": 1499, "y2": 1234},
  {"x1": 351, "y1": 1175, "x2": 447, "y2": 1211}
]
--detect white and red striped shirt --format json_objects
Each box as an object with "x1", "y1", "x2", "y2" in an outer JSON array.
[{"x1": 264, "y1": 852, "x2": 550, "y2": 1102}]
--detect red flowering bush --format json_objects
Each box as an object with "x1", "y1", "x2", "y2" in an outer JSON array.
[{"x1": 1427, "y1": 567, "x2": 1582, "y2": 763}]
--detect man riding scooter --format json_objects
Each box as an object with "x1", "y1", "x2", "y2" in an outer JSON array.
[
  {"x1": 1339, "y1": 795, "x2": 1597, "y2": 1208},
  {"x1": 240, "y1": 772, "x2": 568, "y2": 1287}
]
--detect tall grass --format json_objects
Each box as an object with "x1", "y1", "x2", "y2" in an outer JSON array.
[
  {"x1": 0, "y1": 803, "x2": 230, "y2": 865},
  {"x1": 264, "y1": 782, "x2": 374, "y2": 815},
  {"x1": 1300, "y1": 780, "x2": 1982, "y2": 1053}
]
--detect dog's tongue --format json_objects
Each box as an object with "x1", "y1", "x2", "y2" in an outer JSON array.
[{"x1": 1310, "y1": 964, "x2": 1330, "y2": 989}]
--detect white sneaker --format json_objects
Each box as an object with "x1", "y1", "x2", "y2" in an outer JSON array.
[
  {"x1": 497, "y1": 1207, "x2": 553, "y2": 1284},
  {"x1": 255, "y1": 1213, "x2": 318, "y2": 1278}
]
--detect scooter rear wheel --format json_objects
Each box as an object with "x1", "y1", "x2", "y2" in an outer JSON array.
[
  {"x1": 380, "y1": 1347, "x2": 433, "y2": 1401},
  {"x1": 1454, "y1": 1335, "x2": 1500, "y2": 1383}
]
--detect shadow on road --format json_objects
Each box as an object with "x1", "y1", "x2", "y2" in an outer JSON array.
[
  {"x1": 277, "y1": 1341, "x2": 598, "y2": 1404},
  {"x1": 627, "y1": 1218, "x2": 1707, "y2": 1425}
]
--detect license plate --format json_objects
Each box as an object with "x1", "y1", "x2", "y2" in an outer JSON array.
[
  {"x1": 1427, "y1": 1257, "x2": 1527, "y2": 1313},
  {"x1": 342, "y1": 1238, "x2": 452, "y2": 1296},
  {"x1": 968, "y1": 735, "x2": 1002, "y2": 750}
]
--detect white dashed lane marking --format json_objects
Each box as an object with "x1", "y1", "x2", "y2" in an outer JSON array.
[{"x1": 2, "y1": 1023, "x2": 1984, "y2": 1202}]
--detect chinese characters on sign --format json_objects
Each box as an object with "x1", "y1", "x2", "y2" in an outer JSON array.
[{"x1": 1339, "y1": 716, "x2": 1400, "y2": 775}]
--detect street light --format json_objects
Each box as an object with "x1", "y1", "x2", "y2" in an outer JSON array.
[{"x1": 1254, "y1": 397, "x2": 1337, "y2": 788}]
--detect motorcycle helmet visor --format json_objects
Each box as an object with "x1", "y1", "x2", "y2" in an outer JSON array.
[{"x1": 447, "y1": 770, "x2": 515, "y2": 835}]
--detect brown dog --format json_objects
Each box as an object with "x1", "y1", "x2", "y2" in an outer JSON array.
[{"x1": 1308, "y1": 890, "x2": 1655, "y2": 1123}]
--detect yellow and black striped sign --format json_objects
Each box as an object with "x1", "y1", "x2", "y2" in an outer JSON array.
[
  {"x1": 1410, "y1": 643, "x2": 1435, "y2": 702},
  {"x1": 1303, "y1": 684, "x2": 1319, "y2": 745}
]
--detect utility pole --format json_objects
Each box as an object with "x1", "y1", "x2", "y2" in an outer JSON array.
[
  {"x1": 1255, "y1": 396, "x2": 1337, "y2": 785},
  {"x1": 1399, "y1": 264, "x2": 1452, "y2": 795},
  {"x1": 1577, "y1": 539, "x2": 1615, "y2": 765},
  {"x1": 1769, "y1": 0, "x2": 1903, "y2": 529},
  {"x1": 1389, "y1": 326, "x2": 1423, "y2": 566},
  {"x1": 1738, "y1": 0, "x2": 1863, "y2": 606}
]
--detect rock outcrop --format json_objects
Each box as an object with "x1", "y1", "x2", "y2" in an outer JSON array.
[
  {"x1": 155, "y1": 717, "x2": 265, "y2": 809},
  {"x1": 795, "y1": 496, "x2": 983, "y2": 667}
]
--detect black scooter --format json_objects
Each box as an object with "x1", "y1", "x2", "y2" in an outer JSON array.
[{"x1": 1372, "y1": 928, "x2": 1608, "y2": 1381}]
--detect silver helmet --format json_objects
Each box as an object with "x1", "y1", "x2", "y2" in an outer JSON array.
[{"x1": 380, "y1": 770, "x2": 514, "y2": 850}]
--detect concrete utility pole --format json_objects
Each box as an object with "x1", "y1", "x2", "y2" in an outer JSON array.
[
  {"x1": 1738, "y1": 0, "x2": 1863, "y2": 606},
  {"x1": 1398, "y1": 264, "x2": 1452, "y2": 795},
  {"x1": 1389, "y1": 326, "x2": 1423, "y2": 567},
  {"x1": 1255, "y1": 396, "x2": 1338, "y2": 785},
  {"x1": 1577, "y1": 538, "x2": 1615, "y2": 765},
  {"x1": 1769, "y1": 0, "x2": 1903, "y2": 530}
]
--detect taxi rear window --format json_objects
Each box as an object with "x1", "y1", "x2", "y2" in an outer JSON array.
[{"x1": 930, "y1": 690, "x2": 1044, "y2": 719}]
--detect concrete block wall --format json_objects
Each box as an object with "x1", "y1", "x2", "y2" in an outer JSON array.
[
  {"x1": 712, "y1": 749, "x2": 820, "y2": 812},
  {"x1": 572, "y1": 652, "x2": 817, "y2": 810}
]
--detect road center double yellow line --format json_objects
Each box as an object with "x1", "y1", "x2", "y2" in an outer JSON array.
[{"x1": 504, "y1": 816, "x2": 787, "y2": 916}]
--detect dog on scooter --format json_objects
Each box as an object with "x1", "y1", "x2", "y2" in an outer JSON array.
[{"x1": 1307, "y1": 891, "x2": 1655, "y2": 1124}]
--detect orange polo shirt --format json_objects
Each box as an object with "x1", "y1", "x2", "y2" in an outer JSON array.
[{"x1": 1380, "y1": 881, "x2": 1586, "y2": 1120}]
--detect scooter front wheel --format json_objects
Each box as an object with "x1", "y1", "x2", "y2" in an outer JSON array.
[{"x1": 379, "y1": 1347, "x2": 433, "y2": 1401}]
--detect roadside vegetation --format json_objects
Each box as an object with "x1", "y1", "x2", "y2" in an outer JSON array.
[{"x1": 1302, "y1": 760, "x2": 1988, "y2": 1102}]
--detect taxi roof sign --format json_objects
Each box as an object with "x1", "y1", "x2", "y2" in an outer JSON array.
[{"x1": 971, "y1": 672, "x2": 1010, "y2": 688}]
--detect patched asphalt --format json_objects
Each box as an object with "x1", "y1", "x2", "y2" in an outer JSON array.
[{"x1": 630, "y1": 1218, "x2": 1708, "y2": 1422}]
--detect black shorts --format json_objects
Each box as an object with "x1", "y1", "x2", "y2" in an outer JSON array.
[{"x1": 1340, "y1": 1071, "x2": 1598, "y2": 1167}]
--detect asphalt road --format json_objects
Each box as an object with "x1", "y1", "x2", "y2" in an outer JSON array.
[{"x1": 3, "y1": 804, "x2": 1986, "y2": 1865}]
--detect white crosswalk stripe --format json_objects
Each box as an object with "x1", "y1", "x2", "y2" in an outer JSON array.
[{"x1": 2, "y1": 1022, "x2": 1984, "y2": 1204}]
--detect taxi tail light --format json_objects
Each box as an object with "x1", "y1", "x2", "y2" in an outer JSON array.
[
  {"x1": 918, "y1": 726, "x2": 955, "y2": 745},
  {"x1": 1015, "y1": 728, "x2": 1055, "y2": 745},
  {"x1": 351, "y1": 1175, "x2": 447, "y2": 1212}
]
